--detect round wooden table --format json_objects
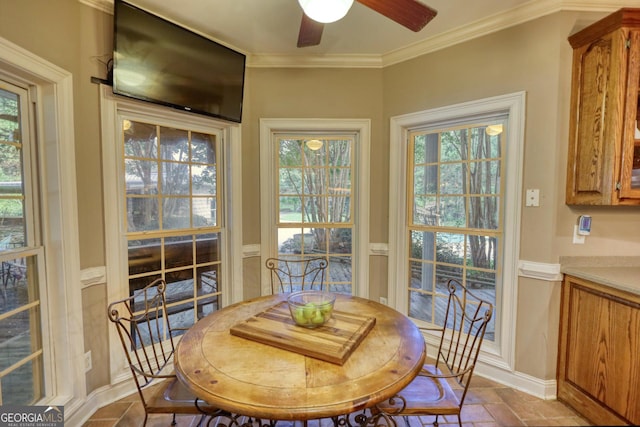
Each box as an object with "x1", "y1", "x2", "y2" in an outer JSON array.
[{"x1": 174, "y1": 293, "x2": 425, "y2": 421}]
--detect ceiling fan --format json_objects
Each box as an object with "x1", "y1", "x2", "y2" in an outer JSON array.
[{"x1": 297, "y1": 0, "x2": 438, "y2": 48}]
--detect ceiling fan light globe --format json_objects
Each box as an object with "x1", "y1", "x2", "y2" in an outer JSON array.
[{"x1": 298, "y1": 0, "x2": 354, "y2": 23}]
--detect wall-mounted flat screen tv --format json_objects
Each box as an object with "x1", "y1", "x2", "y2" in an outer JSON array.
[{"x1": 113, "y1": 0, "x2": 246, "y2": 123}]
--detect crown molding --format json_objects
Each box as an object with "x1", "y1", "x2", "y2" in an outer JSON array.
[
  {"x1": 79, "y1": 0, "x2": 640, "y2": 69},
  {"x1": 246, "y1": 53, "x2": 383, "y2": 69},
  {"x1": 381, "y1": 0, "x2": 634, "y2": 66},
  {"x1": 248, "y1": 0, "x2": 639, "y2": 68},
  {"x1": 79, "y1": 0, "x2": 113, "y2": 14}
]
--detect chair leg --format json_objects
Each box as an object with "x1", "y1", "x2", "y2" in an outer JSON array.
[
  {"x1": 433, "y1": 415, "x2": 439, "y2": 427},
  {"x1": 171, "y1": 413, "x2": 177, "y2": 426}
]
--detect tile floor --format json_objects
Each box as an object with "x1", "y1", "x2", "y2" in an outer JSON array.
[{"x1": 82, "y1": 374, "x2": 592, "y2": 427}]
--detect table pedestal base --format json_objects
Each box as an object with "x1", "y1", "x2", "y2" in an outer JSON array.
[{"x1": 196, "y1": 407, "x2": 398, "y2": 427}]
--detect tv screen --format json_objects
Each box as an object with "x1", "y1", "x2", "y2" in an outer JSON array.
[{"x1": 113, "y1": 0, "x2": 246, "y2": 123}]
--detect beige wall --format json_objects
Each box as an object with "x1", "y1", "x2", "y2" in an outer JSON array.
[
  {"x1": 382, "y1": 11, "x2": 640, "y2": 378},
  {"x1": 241, "y1": 67, "x2": 385, "y2": 298},
  {"x1": 0, "y1": 0, "x2": 109, "y2": 269},
  {"x1": 1, "y1": 0, "x2": 112, "y2": 392},
  {"x1": 381, "y1": 13, "x2": 577, "y2": 379},
  {"x1": 2, "y1": 0, "x2": 640, "y2": 395}
]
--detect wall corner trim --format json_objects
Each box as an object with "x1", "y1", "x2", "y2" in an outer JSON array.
[{"x1": 518, "y1": 260, "x2": 562, "y2": 282}]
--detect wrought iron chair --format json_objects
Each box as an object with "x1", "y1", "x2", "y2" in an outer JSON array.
[
  {"x1": 107, "y1": 278, "x2": 221, "y2": 426},
  {"x1": 265, "y1": 257, "x2": 328, "y2": 293},
  {"x1": 374, "y1": 279, "x2": 493, "y2": 427}
]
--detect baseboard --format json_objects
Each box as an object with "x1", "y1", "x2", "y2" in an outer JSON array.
[{"x1": 474, "y1": 362, "x2": 557, "y2": 400}]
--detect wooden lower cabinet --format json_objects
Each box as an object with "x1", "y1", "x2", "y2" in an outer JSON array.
[{"x1": 558, "y1": 275, "x2": 640, "y2": 425}]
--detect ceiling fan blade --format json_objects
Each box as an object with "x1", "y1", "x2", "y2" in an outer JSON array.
[
  {"x1": 297, "y1": 14, "x2": 325, "y2": 47},
  {"x1": 356, "y1": 0, "x2": 437, "y2": 32}
]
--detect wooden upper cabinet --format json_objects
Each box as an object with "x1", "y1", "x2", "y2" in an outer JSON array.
[{"x1": 566, "y1": 9, "x2": 640, "y2": 205}]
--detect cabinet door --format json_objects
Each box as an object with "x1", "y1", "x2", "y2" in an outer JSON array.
[
  {"x1": 566, "y1": 29, "x2": 627, "y2": 205},
  {"x1": 618, "y1": 30, "x2": 640, "y2": 200},
  {"x1": 558, "y1": 276, "x2": 640, "y2": 425}
]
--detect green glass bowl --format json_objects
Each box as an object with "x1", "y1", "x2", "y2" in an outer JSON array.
[{"x1": 287, "y1": 291, "x2": 336, "y2": 328}]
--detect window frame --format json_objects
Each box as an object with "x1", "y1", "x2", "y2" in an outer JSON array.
[
  {"x1": 259, "y1": 119, "x2": 370, "y2": 297},
  {"x1": 100, "y1": 85, "x2": 243, "y2": 384},
  {"x1": 0, "y1": 36, "x2": 83, "y2": 408},
  {"x1": 388, "y1": 92, "x2": 525, "y2": 371}
]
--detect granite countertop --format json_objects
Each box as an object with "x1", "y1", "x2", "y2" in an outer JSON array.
[
  {"x1": 561, "y1": 266, "x2": 640, "y2": 295},
  {"x1": 560, "y1": 256, "x2": 640, "y2": 296}
]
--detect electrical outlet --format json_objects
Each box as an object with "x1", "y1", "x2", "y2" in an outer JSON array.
[
  {"x1": 84, "y1": 351, "x2": 92, "y2": 372},
  {"x1": 379, "y1": 297, "x2": 388, "y2": 305}
]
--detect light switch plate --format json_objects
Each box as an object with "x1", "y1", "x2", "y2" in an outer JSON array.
[{"x1": 525, "y1": 189, "x2": 540, "y2": 207}]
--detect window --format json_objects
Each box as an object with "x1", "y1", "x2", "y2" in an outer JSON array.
[
  {"x1": 389, "y1": 93, "x2": 525, "y2": 368},
  {"x1": 1, "y1": 36, "x2": 87, "y2": 412},
  {"x1": 0, "y1": 53, "x2": 81, "y2": 406},
  {"x1": 260, "y1": 119, "x2": 370, "y2": 297},
  {"x1": 0, "y1": 79, "x2": 45, "y2": 405},
  {"x1": 101, "y1": 86, "x2": 243, "y2": 380},
  {"x1": 275, "y1": 134, "x2": 354, "y2": 293},
  {"x1": 407, "y1": 120, "x2": 506, "y2": 341},
  {"x1": 122, "y1": 120, "x2": 222, "y2": 329}
]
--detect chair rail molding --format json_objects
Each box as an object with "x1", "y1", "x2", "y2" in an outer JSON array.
[
  {"x1": 369, "y1": 243, "x2": 388, "y2": 256},
  {"x1": 518, "y1": 260, "x2": 562, "y2": 282},
  {"x1": 242, "y1": 244, "x2": 261, "y2": 258},
  {"x1": 80, "y1": 266, "x2": 107, "y2": 288}
]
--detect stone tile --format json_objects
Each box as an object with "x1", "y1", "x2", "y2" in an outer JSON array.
[
  {"x1": 89, "y1": 402, "x2": 133, "y2": 420},
  {"x1": 526, "y1": 400, "x2": 585, "y2": 419},
  {"x1": 523, "y1": 417, "x2": 591, "y2": 426},
  {"x1": 483, "y1": 403, "x2": 525, "y2": 426},
  {"x1": 491, "y1": 389, "x2": 546, "y2": 420},
  {"x1": 494, "y1": 387, "x2": 542, "y2": 403},
  {"x1": 115, "y1": 391, "x2": 141, "y2": 404},
  {"x1": 463, "y1": 387, "x2": 507, "y2": 405},
  {"x1": 141, "y1": 414, "x2": 197, "y2": 427},
  {"x1": 85, "y1": 376, "x2": 592, "y2": 427},
  {"x1": 416, "y1": 414, "x2": 439, "y2": 425},
  {"x1": 458, "y1": 404, "x2": 495, "y2": 423},
  {"x1": 404, "y1": 415, "x2": 421, "y2": 427},
  {"x1": 83, "y1": 421, "x2": 117, "y2": 427},
  {"x1": 469, "y1": 375, "x2": 503, "y2": 389},
  {"x1": 115, "y1": 402, "x2": 146, "y2": 427}
]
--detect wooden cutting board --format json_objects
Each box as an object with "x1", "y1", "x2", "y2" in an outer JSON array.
[{"x1": 229, "y1": 301, "x2": 376, "y2": 365}]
